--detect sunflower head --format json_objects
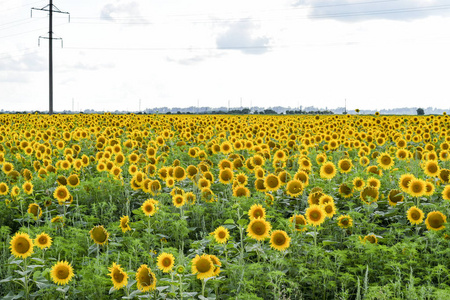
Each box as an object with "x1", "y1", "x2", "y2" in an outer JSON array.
[
  {"x1": 407, "y1": 206, "x2": 424, "y2": 225},
  {"x1": 212, "y1": 226, "x2": 230, "y2": 244},
  {"x1": 264, "y1": 174, "x2": 281, "y2": 191},
  {"x1": 142, "y1": 199, "x2": 157, "y2": 216},
  {"x1": 247, "y1": 218, "x2": 271, "y2": 241},
  {"x1": 363, "y1": 234, "x2": 378, "y2": 244},
  {"x1": 407, "y1": 178, "x2": 426, "y2": 197},
  {"x1": 10, "y1": 232, "x2": 34, "y2": 259},
  {"x1": 109, "y1": 262, "x2": 128, "y2": 290},
  {"x1": 289, "y1": 214, "x2": 307, "y2": 232},
  {"x1": 191, "y1": 254, "x2": 215, "y2": 279},
  {"x1": 90, "y1": 225, "x2": 109, "y2": 246},
  {"x1": 119, "y1": 215, "x2": 131, "y2": 233},
  {"x1": 248, "y1": 204, "x2": 266, "y2": 220},
  {"x1": 157, "y1": 252, "x2": 175, "y2": 273},
  {"x1": 360, "y1": 186, "x2": 379, "y2": 205},
  {"x1": 425, "y1": 211, "x2": 447, "y2": 231},
  {"x1": 35, "y1": 232, "x2": 52, "y2": 249},
  {"x1": 388, "y1": 189, "x2": 404, "y2": 206},
  {"x1": 320, "y1": 162, "x2": 337, "y2": 180},
  {"x1": 285, "y1": 179, "x2": 304, "y2": 197},
  {"x1": 51, "y1": 260, "x2": 74, "y2": 285},
  {"x1": 305, "y1": 205, "x2": 326, "y2": 227},
  {"x1": 270, "y1": 230, "x2": 291, "y2": 251},
  {"x1": 337, "y1": 215, "x2": 353, "y2": 229},
  {"x1": 136, "y1": 264, "x2": 157, "y2": 292},
  {"x1": 442, "y1": 185, "x2": 450, "y2": 201}
]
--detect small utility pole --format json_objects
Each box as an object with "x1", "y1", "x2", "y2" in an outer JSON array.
[{"x1": 32, "y1": 0, "x2": 69, "y2": 115}]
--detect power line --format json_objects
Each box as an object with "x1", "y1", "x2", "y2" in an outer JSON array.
[{"x1": 67, "y1": 3, "x2": 450, "y2": 25}]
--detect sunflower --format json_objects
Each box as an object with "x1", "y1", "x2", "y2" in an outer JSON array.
[
  {"x1": 67, "y1": 174, "x2": 80, "y2": 187},
  {"x1": 119, "y1": 215, "x2": 131, "y2": 233},
  {"x1": 377, "y1": 152, "x2": 395, "y2": 170},
  {"x1": 195, "y1": 177, "x2": 207, "y2": 189},
  {"x1": 289, "y1": 214, "x2": 307, "y2": 232},
  {"x1": 294, "y1": 170, "x2": 309, "y2": 187},
  {"x1": 399, "y1": 173, "x2": 415, "y2": 193},
  {"x1": 209, "y1": 254, "x2": 222, "y2": 276},
  {"x1": 219, "y1": 168, "x2": 234, "y2": 184},
  {"x1": 27, "y1": 203, "x2": 42, "y2": 220},
  {"x1": 184, "y1": 192, "x2": 196, "y2": 205},
  {"x1": 308, "y1": 190, "x2": 324, "y2": 206},
  {"x1": 10, "y1": 232, "x2": 34, "y2": 259},
  {"x1": 442, "y1": 185, "x2": 450, "y2": 200},
  {"x1": 136, "y1": 264, "x2": 157, "y2": 292},
  {"x1": 320, "y1": 162, "x2": 337, "y2": 180},
  {"x1": 248, "y1": 204, "x2": 266, "y2": 220},
  {"x1": 247, "y1": 218, "x2": 271, "y2": 241},
  {"x1": 407, "y1": 178, "x2": 426, "y2": 197},
  {"x1": 388, "y1": 189, "x2": 404, "y2": 206},
  {"x1": 305, "y1": 205, "x2": 326, "y2": 227},
  {"x1": 367, "y1": 177, "x2": 381, "y2": 189},
  {"x1": 53, "y1": 186, "x2": 70, "y2": 204},
  {"x1": 90, "y1": 225, "x2": 109, "y2": 246},
  {"x1": 264, "y1": 174, "x2": 281, "y2": 191},
  {"x1": 220, "y1": 141, "x2": 233, "y2": 155},
  {"x1": 232, "y1": 185, "x2": 251, "y2": 197},
  {"x1": 35, "y1": 232, "x2": 52, "y2": 249},
  {"x1": 407, "y1": 206, "x2": 424, "y2": 225},
  {"x1": 360, "y1": 186, "x2": 379, "y2": 204},
  {"x1": 212, "y1": 226, "x2": 230, "y2": 244},
  {"x1": 51, "y1": 261, "x2": 74, "y2": 285},
  {"x1": 172, "y1": 194, "x2": 185, "y2": 208},
  {"x1": 22, "y1": 181, "x2": 33, "y2": 195},
  {"x1": 254, "y1": 178, "x2": 266, "y2": 192},
  {"x1": 141, "y1": 199, "x2": 157, "y2": 216},
  {"x1": 157, "y1": 252, "x2": 175, "y2": 273},
  {"x1": 108, "y1": 262, "x2": 128, "y2": 290},
  {"x1": 439, "y1": 169, "x2": 450, "y2": 183},
  {"x1": 338, "y1": 158, "x2": 353, "y2": 173},
  {"x1": 191, "y1": 254, "x2": 215, "y2": 279},
  {"x1": 425, "y1": 211, "x2": 447, "y2": 231},
  {"x1": 337, "y1": 215, "x2": 353, "y2": 229},
  {"x1": 423, "y1": 160, "x2": 440, "y2": 177},
  {"x1": 173, "y1": 166, "x2": 186, "y2": 181},
  {"x1": 363, "y1": 234, "x2": 378, "y2": 244},
  {"x1": 2, "y1": 162, "x2": 14, "y2": 174},
  {"x1": 270, "y1": 230, "x2": 291, "y2": 251},
  {"x1": 322, "y1": 202, "x2": 336, "y2": 218},
  {"x1": 285, "y1": 179, "x2": 304, "y2": 197},
  {"x1": 339, "y1": 183, "x2": 353, "y2": 198}
]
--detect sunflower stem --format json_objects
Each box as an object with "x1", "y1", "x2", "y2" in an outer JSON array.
[
  {"x1": 23, "y1": 257, "x2": 29, "y2": 300},
  {"x1": 179, "y1": 274, "x2": 183, "y2": 300},
  {"x1": 201, "y1": 279, "x2": 206, "y2": 297}
]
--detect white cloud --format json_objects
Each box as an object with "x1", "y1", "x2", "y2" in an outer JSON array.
[{"x1": 216, "y1": 20, "x2": 271, "y2": 55}]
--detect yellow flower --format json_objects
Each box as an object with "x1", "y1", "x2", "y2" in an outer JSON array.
[
  {"x1": 442, "y1": 185, "x2": 450, "y2": 200},
  {"x1": 109, "y1": 262, "x2": 128, "y2": 290},
  {"x1": 157, "y1": 252, "x2": 175, "y2": 273},
  {"x1": 191, "y1": 254, "x2": 215, "y2": 279},
  {"x1": 248, "y1": 204, "x2": 266, "y2": 220},
  {"x1": 27, "y1": 203, "x2": 42, "y2": 220},
  {"x1": 270, "y1": 230, "x2": 291, "y2": 251},
  {"x1": 305, "y1": 205, "x2": 326, "y2": 227},
  {"x1": 212, "y1": 226, "x2": 230, "y2": 244},
  {"x1": 425, "y1": 211, "x2": 447, "y2": 231},
  {"x1": 10, "y1": 232, "x2": 34, "y2": 259},
  {"x1": 53, "y1": 186, "x2": 71, "y2": 204},
  {"x1": 285, "y1": 179, "x2": 304, "y2": 197},
  {"x1": 247, "y1": 218, "x2": 271, "y2": 241},
  {"x1": 289, "y1": 214, "x2": 307, "y2": 232},
  {"x1": 320, "y1": 162, "x2": 337, "y2": 180},
  {"x1": 35, "y1": 232, "x2": 52, "y2": 249},
  {"x1": 119, "y1": 216, "x2": 131, "y2": 233},
  {"x1": 141, "y1": 199, "x2": 158, "y2": 216},
  {"x1": 337, "y1": 215, "x2": 353, "y2": 229},
  {"x1": 51, "y1": 261, "x2": 74, "y2": 285},
  {"x1": 407, "y1": 206, "x2": 424, "y2": 225},
  {"x1": 136, "y1": 264, "x2": 157, "y2": 292},
  {"x1": 89, "y1": 225, "x2": 109, "y2": 246}
]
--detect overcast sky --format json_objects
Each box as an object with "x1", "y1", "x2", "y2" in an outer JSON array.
[{"x1": 1, "y1": 0, "x2": 450, "y2": 112}]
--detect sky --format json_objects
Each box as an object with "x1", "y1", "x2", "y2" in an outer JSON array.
[{"x1": 1, "y1": 0, "x2": 450, "y2": 112}]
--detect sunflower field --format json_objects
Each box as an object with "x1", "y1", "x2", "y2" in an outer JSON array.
[{"x1": 1, "y1": 112, "x2": 450, "y2": 299}]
